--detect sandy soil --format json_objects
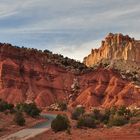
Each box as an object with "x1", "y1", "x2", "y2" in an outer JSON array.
[
  {"x1": 29, "y1": 123, "x2": 140, "y2": 140},
  {"x1": 29, "y1": 110, "x2": 140, "y2": 140},
  {"x1": 0, "y1": 112, "x2": 46, "y2": 137}
]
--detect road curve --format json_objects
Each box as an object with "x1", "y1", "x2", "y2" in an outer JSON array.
[{"x1": 1, "y1": 114, "x2": 56, "y2": 140}]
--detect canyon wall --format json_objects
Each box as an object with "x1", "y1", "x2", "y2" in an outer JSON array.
[
  {"x1": 84, "y1": 33, "x2": 140, "y2": 67},
  {"x1": 0, "y1": 42, "x2": 140, "y2": 108},
  {"x1": 0, "y1": 43, "x2": 75, "y2": 107}
]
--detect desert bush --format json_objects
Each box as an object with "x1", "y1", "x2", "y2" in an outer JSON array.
[
  {"x1": 92, "y1": 109, "x2": 102, "y2": 120},
  {"x1": 71, "y1": 107, "x2": 85, "y2": 120},
  {"x1": 7, "y1": 103, "x2": 14, "y2": 111},
  {"x1": 16, "y1": 103, "x2": 41, "y2": 117},
  {"x1": 58, "y1": 101, "x2": 67, "y2": 111},
  {"x1": 100, "y1": 109, "x2": 111, "y2": 124},
  {"x1": 132, "y1": 109, "x2": 140, "y2": 117},
  {"x1": 110, "y1": 106, "x2": 117, "y2": 115},
  {"x1": 14, "y1": 111, "x2": 25, "y2": 126},
  {"x1": 116, "y1": 106, "x2": 132, "y2": 119},
  {"x1": 51, "y1": 114, "x2": 70, "y2": 132},
  {"x1": 129, "y1": 117, "x2": 140, "y2": 124},
  {"x1": 15, "y1": 103, "x2": 25, "y2": 112},
  {"x1": 108, "y1": 114, "x2": 128, "y2": 126},
  {"x1": 77, "y1": 114, "x2": 96, "y2": 128},
  {"x1": 23, "y1": 103, "x2": 41, "y2": 117},
  {"x1": 117, "y1": 106, "x2": 127, "y2": 116},
  {"x1": 0, "y1": 99, "x2": 14, "y2": 112}
]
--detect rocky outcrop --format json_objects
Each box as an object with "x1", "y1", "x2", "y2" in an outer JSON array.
[
  {"x1": 0, "y1": 43, "x2": 75, "y2": 107},
  {"x1": 83, "y1": 33, "x2": 140, "y2": 67},
  {"x1": 71, "y1": 68, "x2": 140, "y2": 108},
  {"x1": 0, "y1": 42, "x2": 140, "y2": 109}
]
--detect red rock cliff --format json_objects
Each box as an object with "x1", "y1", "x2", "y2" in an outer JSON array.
[
  {"x1": 83, "y1": 33, "x2": 140, "y2": 67},
  {"x1": 0, "y1": 43, "x2": 76, "y2": 107},
  {"x1": 71, "y1": 68, "x2": 140, "y2": 108},
  {"x1": 0, "y1": 42, "x2": 140, "y2": 109}
]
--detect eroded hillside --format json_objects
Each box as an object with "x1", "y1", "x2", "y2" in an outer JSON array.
[{"x1": 0, "y1": 38, "x2": 140, "y2": 109}]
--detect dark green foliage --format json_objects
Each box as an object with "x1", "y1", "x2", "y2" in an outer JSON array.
[
  {"x1": 44, "y1": 49, "x2": 52, "y2": 54},
  {"x1": 51, "y1": 114, "x2": 70, "y2": 132},
  {"x1": 15, "y1": 103, "x2": 24, "y2": 112},
  {"x1": 107, "y1": 106, "x2": 132, "y2": 127},
  {"x1": 117, "y1": 106, "x2": 132, "y2": 118},
  {"x1": 71, "y1": 107, "x2": 85, "y2": 120},
  {"x1": 58, "y1": 101, "x2": 67, "y2": 111},
  {"x1": 23, "y1": 103, "x2": 41, "y2": 117},
  {"x1": 110, "y1": 106, "x2": 117, "y2": 115},
  {"x1": 16, "y1": 103, "x2": 41, "y2": 117},
  {"x1": 77, "y1": 114, "x2": 96, "y2": 128},
  {"x1": 91, "y1": 109, "x2": 109, "y2": 124},
  {"x1": 14, "y1": 111, "x2": 25, "y2": 126},
  {"x1": 0, "y1": 99, "x2": 14, "y2": 112},
  {"x1": 6, "y1": 103, "x2": 14, "y2": 110},
  {"x1": 92, "y1": 109, "x2": 101, "y2": 120},
  {"x1": 108, "y1": 115, "x2": 128, "y2": 126},
  {"x1": 101, "y1": 109, "x2": 111, "y2": 124},
  {"x1": 24, "y1": 103, "x2": 40, "y2": 117},
  {"x1": 71, "y1": 106, "x2": 137, "y2": 129}
]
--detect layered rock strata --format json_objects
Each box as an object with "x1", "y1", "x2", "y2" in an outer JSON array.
[{"x1": 84, "y1": 33, "x2": 140, "y2": 67}]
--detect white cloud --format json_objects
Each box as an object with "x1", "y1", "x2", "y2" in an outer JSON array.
[
  {"x1": 51, "y1": 40, "x2": 101, "y2": 61},
  {"x1": 0, "y1": 0, "x2": 140, "y2": 60}
]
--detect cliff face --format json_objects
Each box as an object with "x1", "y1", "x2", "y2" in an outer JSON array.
[
  {"x1": 71, "y1": 68, "x2": 140, "y2": 108},
  {"x1": 0, "y1": 43, "x2": 75, "y2": 107},
  {"x1": 84, "y1": 33, "x2": 140, "y2": 67},
  {"x1": 0, "y1": 42, "x2": 140, "y2": 108}
]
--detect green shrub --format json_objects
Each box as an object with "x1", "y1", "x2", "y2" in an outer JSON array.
[
  {"x1": 102, "y1": 109, "x2": 111, "y2": 124},
  {"x1": 116, "y1": 106, "x2": 132, "y2": 119},
  {"x1": 51, "y1": 114, "x2": 70, "y2": 132},
  {"x1": 14, "y1": 111, "x2": 25, "y2": 126},
  {"x1": 15, "y1": 103, "x2": 24, "y2": 111},
  {"x1": 71, "y1": 107, "x2": 85, "y2": 120},
  {"x1": 133, "y1": 110, "x2": 140, "y2": 117},
  {"x1": 15, "y1": 103, "x2": 41, "y2": 117},
  {"x1": 77, "y1": 114, "x2": 96, "y2": 128},
  {"x1": 0, "y1": 99, "x2": 14, "y2": 112},
  {"x1": 110, "y1": 106, "x2": 117, "y2": 115},
  {"x1": 92, "y1": 109, "x2": 102, "y2": 120},
  {"x1": 117, "y1": 106, "x2": 127, "y2": 116},
  {"x1": 129, "y1": 117, "x2": 140, "y2": 124},
  {"x1": 24, "y1": 103, "x2": 41, "y2": 117},
  {"x1": 58, "y1": 101, "x2": 67, "y2": 111},
  {"x1": 108, "y1": 115, "x2": 128, "y2": 126},
  {"x1": 6, "y1": 103, "x2": 14, "y2": 110}
]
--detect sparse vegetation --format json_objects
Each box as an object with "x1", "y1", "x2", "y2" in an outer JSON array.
[
  {"x1": 71, "y1": 106, "x2": 140, "y2": 129},
  {"x1": 51, "y1": 114, "x2": 70, "y2": 132},
  {"x1": 13, "y1": 111, "x2": 25, "y2": 126},
  {"x1": 58, "y1": 101, "x2": 67, "y2": 111},
  {"x1": 0, "y1": 99, "x2": 14, "y2": 112},
  {"x1": 71, "y1": 106, "x2": 85, "y2": 120},
  {"x1": 108, "y1": 115, "x2": 128, "y2": 127},
  {"x1": 16, "y1": 103, "x2": 41, "y2": 118},
  {"x1": 1, "y1": 43, "x2": 92, "y2": 74},
  {"x1": 77, "y1": 114, "x2": 96, "y2": 128},
  {"x1": 0, "y1": 100, "x2": 41, "y2": 127}
]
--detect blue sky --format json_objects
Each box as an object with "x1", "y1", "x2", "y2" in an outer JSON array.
[{"x1": 0, "y1": 0, "x2": 140, "y2": 61}]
